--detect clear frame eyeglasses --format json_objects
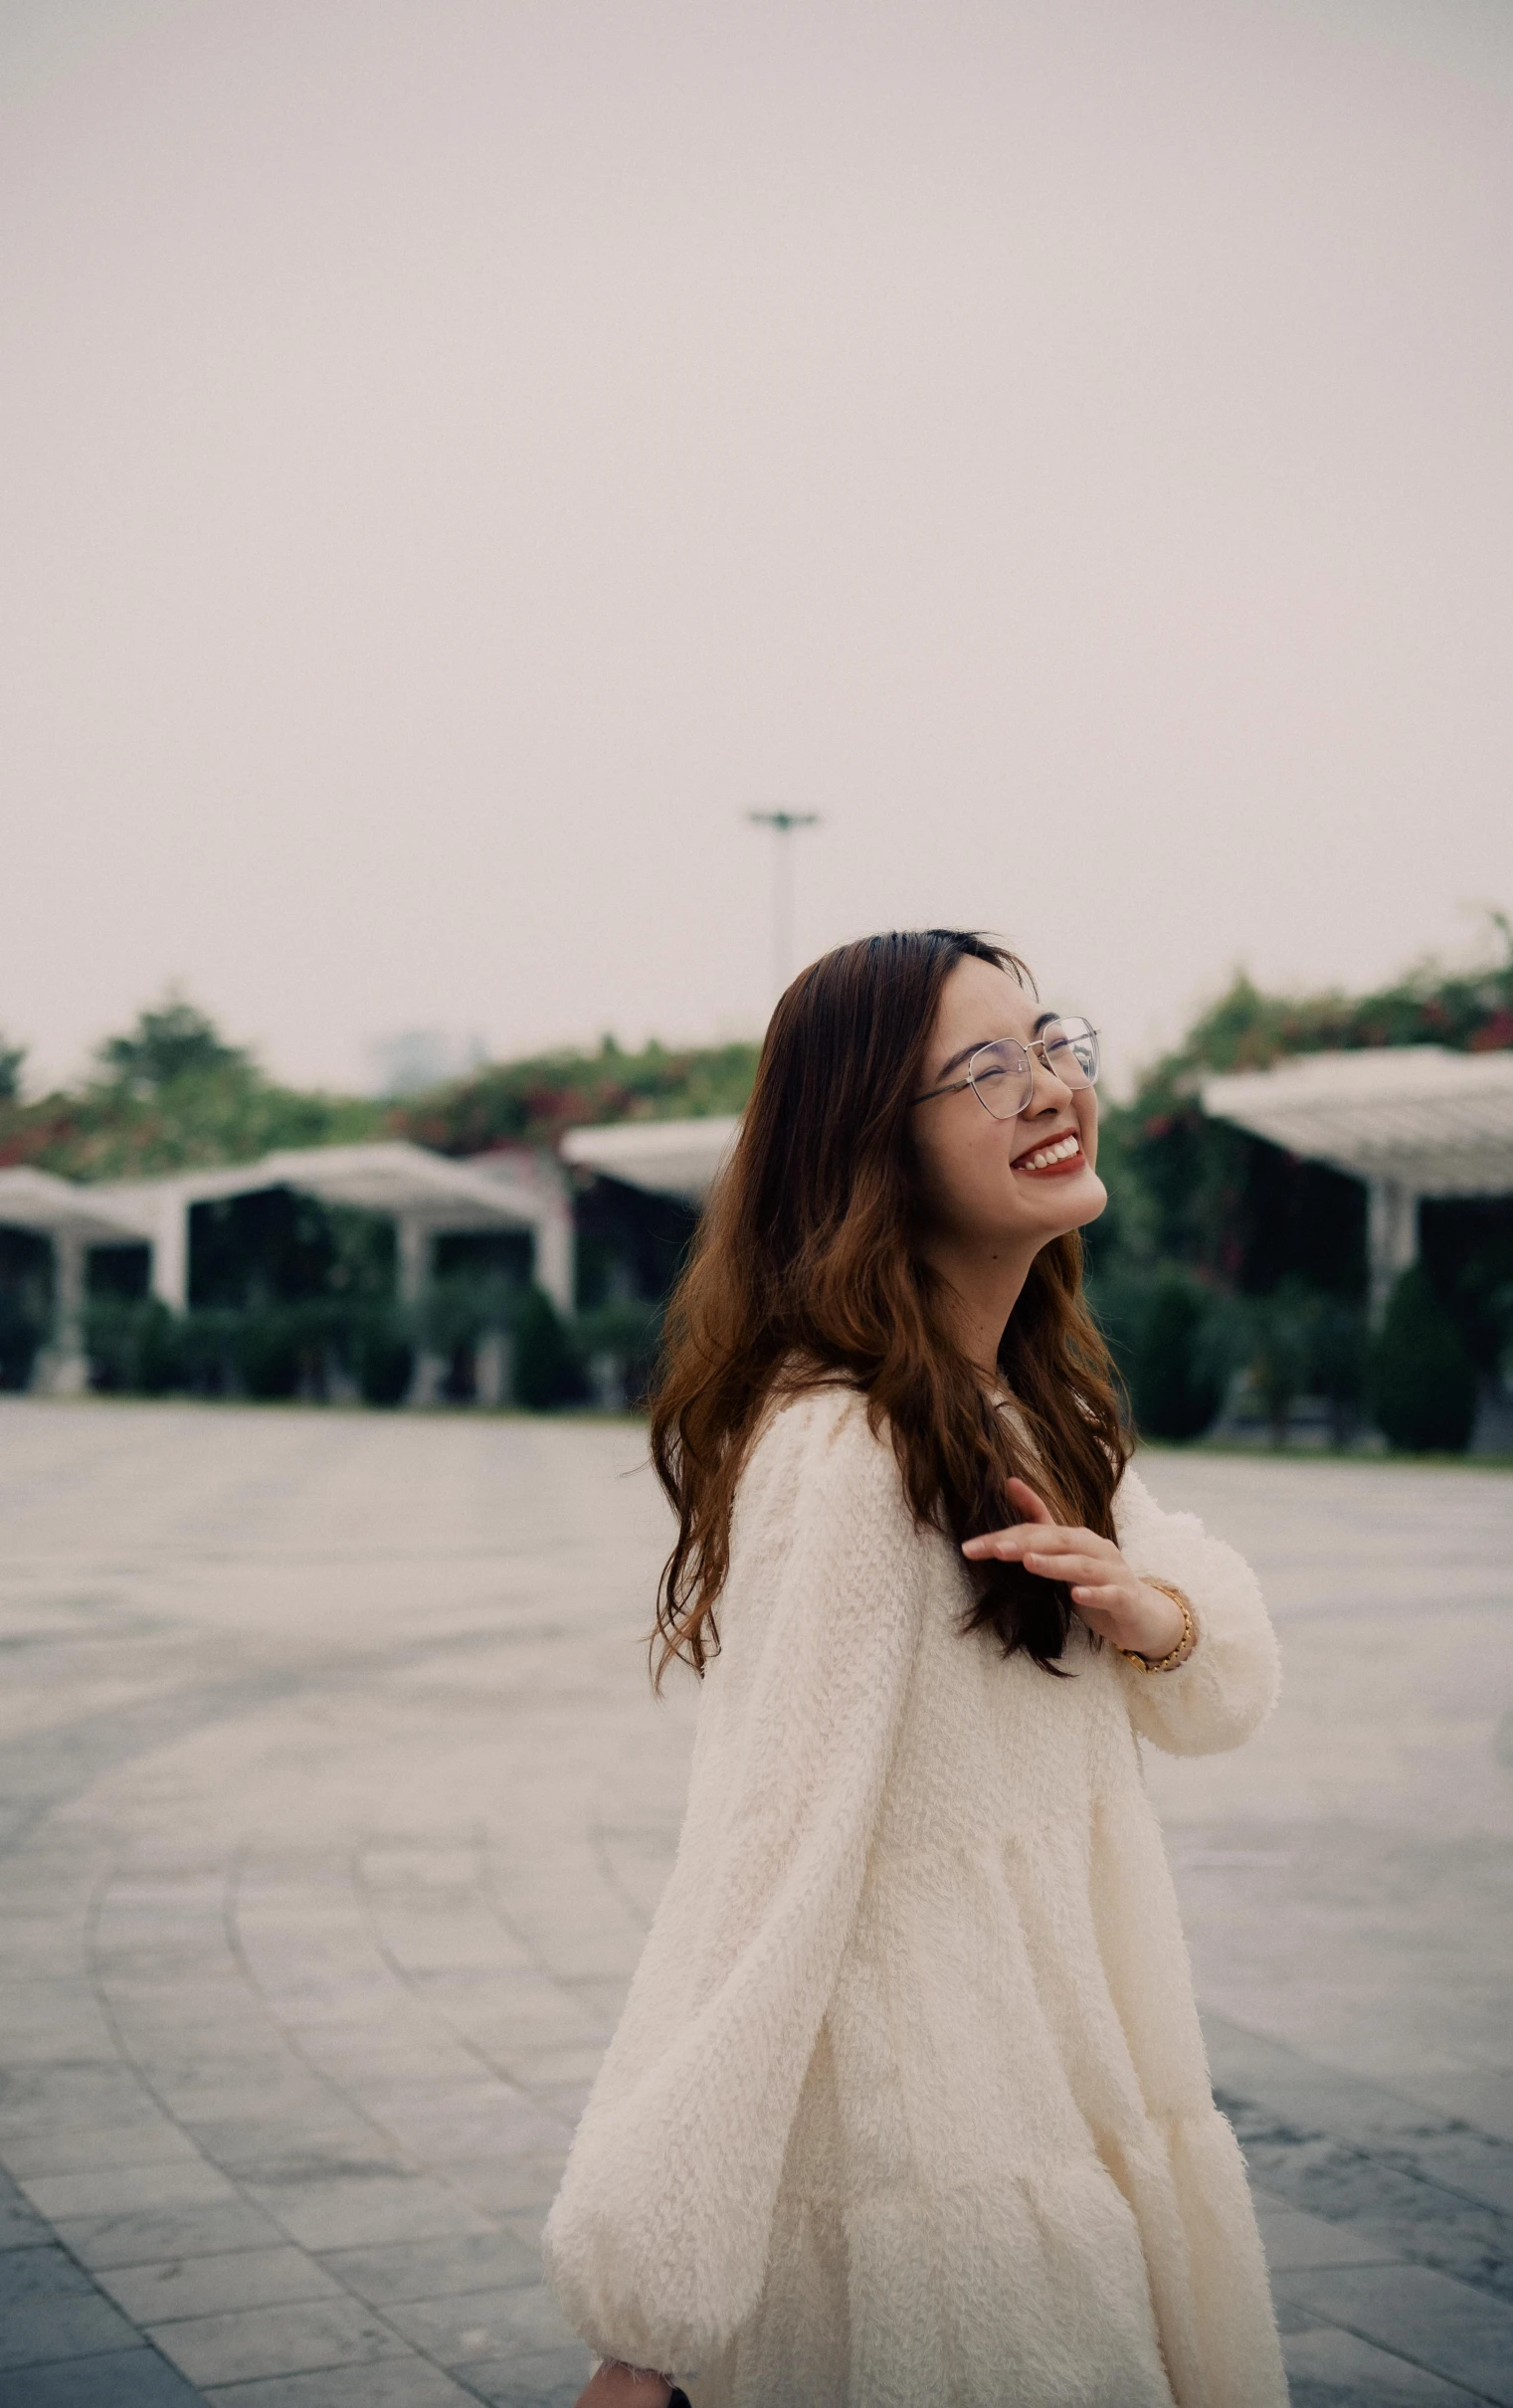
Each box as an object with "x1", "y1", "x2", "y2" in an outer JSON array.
[{"x1": 910, "y1": 1018, "x2": 1100, "y2": 1121}]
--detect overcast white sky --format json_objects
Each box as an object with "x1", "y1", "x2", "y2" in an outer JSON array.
[{"x1": 4, "y1": 0, "x2": 1511, "y2": 1098}]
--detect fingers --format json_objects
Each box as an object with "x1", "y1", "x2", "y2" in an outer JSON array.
[
  {"x1": 1004, "y1": 1476, "x2": 1054, "y2": 1524},
  {"x1": 1024, "y1": 1551, "x2": 1119, "y2": 1587},
  {"x1": 962, "y1": 1523, "x2": 1107, "y2": 1568},
  {"x1": 1067, "y1": 1582, "x2": 1127, "y2": 1611}
]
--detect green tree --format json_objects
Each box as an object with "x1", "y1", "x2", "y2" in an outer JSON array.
[{"x1": 97, "y1": 993, "x2": 251, "y2": 1092}]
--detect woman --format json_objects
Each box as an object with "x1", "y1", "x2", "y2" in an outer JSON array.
[{"x1": 544, "y1": 930, "x2": 1286, "y2": 2408}]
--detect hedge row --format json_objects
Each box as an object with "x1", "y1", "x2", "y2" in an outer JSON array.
[{"x1": 1094, "y1": 1266, "x2": 1480, "y2": 1452}]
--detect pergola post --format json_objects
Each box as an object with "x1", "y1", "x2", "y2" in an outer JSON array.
[
  {"x1": 533, "y1": 1181, "x2": 575, "y2": 1315},
  {"x1": 394, "y1": 1213, "x2": 432, "y2": 1304},
  {"x1": 1366, "y1": 1178, "x2": 1419, "y2": 1322},
  {"x1": 394, "y1": 1212, "x2": 445, "y2": 1404},
  {"x1": 38, "y1": 1229, "x2": 91, "y2": 1393},
  {"x1": 147, "y1": 1188, "x2": 189, "y2": 1312}
]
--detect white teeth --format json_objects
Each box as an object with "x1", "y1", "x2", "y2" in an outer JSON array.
[{"x1": 1021, "y1": 1136, "x2": 1079, "y2": 1171}]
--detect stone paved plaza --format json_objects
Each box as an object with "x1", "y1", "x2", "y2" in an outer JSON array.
[{"x1": 0, "y1": 1399, "x2": 1509, "y2": 2408}]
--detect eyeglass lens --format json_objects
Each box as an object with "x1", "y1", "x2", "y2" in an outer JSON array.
[{"x1": 968, "y1": 1019, "x2": 1099, "y2": 1120}]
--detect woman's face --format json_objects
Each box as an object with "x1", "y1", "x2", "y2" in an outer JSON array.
[{"x1": 909, "y1": 954, "x2": 1108, "y2": 1256}]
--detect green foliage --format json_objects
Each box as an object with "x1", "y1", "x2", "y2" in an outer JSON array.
[
  {"x1": 84, "y1": 1295, "x2": 181, "y2": 1394},
  {"x1": 98, "y1": 994, "x2": 251, "y2": 1092},
  {"x1": 0, "y1": 1284, "x2": 47, "y2": 1389},
  {"x1": 1137, "y1": 921, "x2": 1513, "y2": 1093},
  {"x1": 397, "y1": 1033, "x2": 760, "y2": 1156},
  {"x1": 573, "y1": 1295, "x2": 665, "y2": 1409},
  {"x1": 1119, "y1": 925, "x2": 1513, "y2": 1297},
  {"x1": 1368, "y1": 1268, "x2": 1478, "y2": 1454},
  {"x1": 1092, "y1": 1269, "x2": 1227, "y2": 1442},
  {"x1": 232, "y1": 1303, "x2": 305, "y2": 1400},
  {"x1": 0, "y1": 1035, "x2": 25, "y2": 1103},
  {"x1": 1418, "y1": 1196, "x2": 1513, "y2": 1382},
  {"x1": 512, "y1": 1283, "x2": 581, "y2": 1409},
  {"x1": 0, "y1": 1228, "x2": 50, "y2": 1389},
  {"x1": 1130, "y1": 1272, "x2": 1228, "y2": 1441},
  {"x1": 1308, "y1": 1294, "x2": 1370, "y2": 1446},
  {"x1": 354, "y1": 1305, "x2": 414, "y2": 1406},
  {"x1": 420, "y1": 1272, "x2": 515, "y2": 1359},
  {"x1": 0, "y1": 995, "x2": 384, "y2": 1181},
  {"x1": 1243, "y1": 1281, "x2": 1317, "y2": 1444}
]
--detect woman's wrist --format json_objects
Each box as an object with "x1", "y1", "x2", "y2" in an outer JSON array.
[{"x1": 1117, "y1": 1579, "x2": 1197, "y2": 1671}]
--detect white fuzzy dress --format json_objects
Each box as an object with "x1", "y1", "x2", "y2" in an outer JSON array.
[{"x1": 542, "y1": 1387, "x2": 1288, "y2": 2408}]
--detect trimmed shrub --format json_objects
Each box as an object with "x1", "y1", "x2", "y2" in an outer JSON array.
[
  {"x1": 572, "y1": 1297, "x2": 663, "y2": 1411},
  {"x1": 1130, "y1": 1273, "x2": 1226, "y2": 1442},
  {"x1": 1312, "y1": 1295, "x2": 1368, "y2": 1446},
  {"x1": 1369, "y1": 1267, "x2": 1477, "y2": 1453},
  {"x1": 512, "y1": 1283, "x2": 580, "y2": 1410},
  {"x1": 84, "y1": 1295, "x2": 181, "y2": 1394},
  {"x1": 355, "y1": 1305, "x2": 414, "y2": 1406},
  {"x1": 234, "y1": 1304, "x2": 302, "y2": 1400},
  {"x1": 1245, "y1": 1282, "x2": 1315, "y2": 1445},
  {"x1": 0, "y1": 1288, "x2": 47, "y2": 1390}
]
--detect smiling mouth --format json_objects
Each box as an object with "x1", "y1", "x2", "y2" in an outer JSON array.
[{"x1": 1014, "y1": 1133, "x2": 1083, "y2": 1176}]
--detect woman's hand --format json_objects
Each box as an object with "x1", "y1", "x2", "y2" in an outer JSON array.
[
  {"x1": 962, "y1": 1476, "x2": 1186, "y2": 1662},
  {"x1": 573, "y1": 2363, "x2": 673, "y2": 2408}
]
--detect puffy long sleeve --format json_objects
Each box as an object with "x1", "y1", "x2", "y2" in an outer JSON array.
[
  {"x1": 1111, "y1": 1460, "x2": 1280, "y2": 1756},
  {"x1": 541, "y1": 1388, "x2": 928, "y2": 2380}
]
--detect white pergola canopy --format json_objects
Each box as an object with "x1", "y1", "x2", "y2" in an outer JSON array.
[
  {"x1": 0, "y1": 1142, "x2": 574, "y2": 1388},
  {"x1": 560, "y1": 1114, "x2": 740, "y2": 1205},
  {"x1": 1202, "y1": 1047, "x2": 1513, "y2": 1198},
  {"x1": 1201, "y1": 1046, "x2": 1513, "y2": 1310},
  {"x1": 0, "y1": 1166, "x2": 151, "y2": 1246},
  {"x1": 87, "y1": 1141, "x2": 572, "y2": 1310},
  {"x1": 0, "y1": 1168, "x2": 157, "y2": 1393}
]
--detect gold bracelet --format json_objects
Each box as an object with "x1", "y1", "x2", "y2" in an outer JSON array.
[{"x1": 1117, "y1": 1578, "x2": 1198, "y2": 1673}]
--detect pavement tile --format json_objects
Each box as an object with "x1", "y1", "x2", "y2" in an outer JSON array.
[
  {"x1": 1252, "y1": 2191, "x2": 1406, "y2": 2272},
  {"x1": 0, "y1": 2348, "x2": 208, "y2": 2407},
  {"x1": 18, "y1": 2160, "x2": 238, "y2": 2221},
  {"x1": 430, "y1": 2156, "x2": 566, "y2": 2218},
  {"x1": 176, "y1": 2117, "x2": 381, "y2": 2170},
  {"x1": 317, "y1": 2227, "x2": 542, "y2": 2303},
  {"x1": 137, "y1": 2083, "x2": 338, "y2": 2127},
  {"x1": 0, "y1": 2244, "x2": 97, "y2": 2309},
  {"x1": 502, "y1": 2205, "x2": 550, "y2": 2253},
  {"x1": 238, "y1": 2170, "x2": 495, "y2": 2251},
  {"x1": 0, "y1": 2289, "x2": 144, "y2": 2370},
  {"x1": 380, "y1": 2281, "x2": 579, "y2": 2363},
  {"x1": 1283, "y1": 2323, "x2": 1486, "y2": 2405},
  {"x1": 199, "y1": 2355, "x2": 476, "y2": 2407},
  {"x1": 461, "y1": 2346, "x2": 594, "y2": 2408},
  {"x1": 1272, "y1": 2293, "x2": 1333, "y2": 2334},
  {"x1": 213, "y1": 2139, "x2": 408, "y2": 2187},
  {"x1": 0, "y1": 2193, "x2": 51, "y2": 2250},
  {"x1": 96, "y1": 2245, "x2": 343, "y2": 2322},
  {"x1": 53, "y1": 2198, "x2": 288, "y2": 2271},
  {"x1": 497, "y1": 2048, "x2": 606, "y2": 2088},
  {"x1": 1413, "y1": 2134, "x2": 1513, "y2": 2218},
  {"x1": 522, "y1": 2083, "x2": 593, "y2": 2127},
  {"x1": 1406, "y1": 2073, "x2": 1513, "y2": 2147},
  {"x1": 0, "y1": 2072, "x2": 159, "y2": 2139},
  {"x1": 145, "y1": 2296, "x2": 407, "y2": 2386},
  {"x1": 0, "y1": 2126, "x2": 201, "y2": 2180},
  {"x1": 1276, "y1": 2262, "x2": 1513, "y2": 2405}
]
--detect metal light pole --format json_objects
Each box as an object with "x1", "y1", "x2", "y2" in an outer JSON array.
[{"x1": 746, "y1": 809, "x2": 820, "y2": 1001}]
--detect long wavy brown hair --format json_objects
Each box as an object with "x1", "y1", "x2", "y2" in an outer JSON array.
[{"x1": 649, "y1": 929, "x2": 1131, "y2": 1687}]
